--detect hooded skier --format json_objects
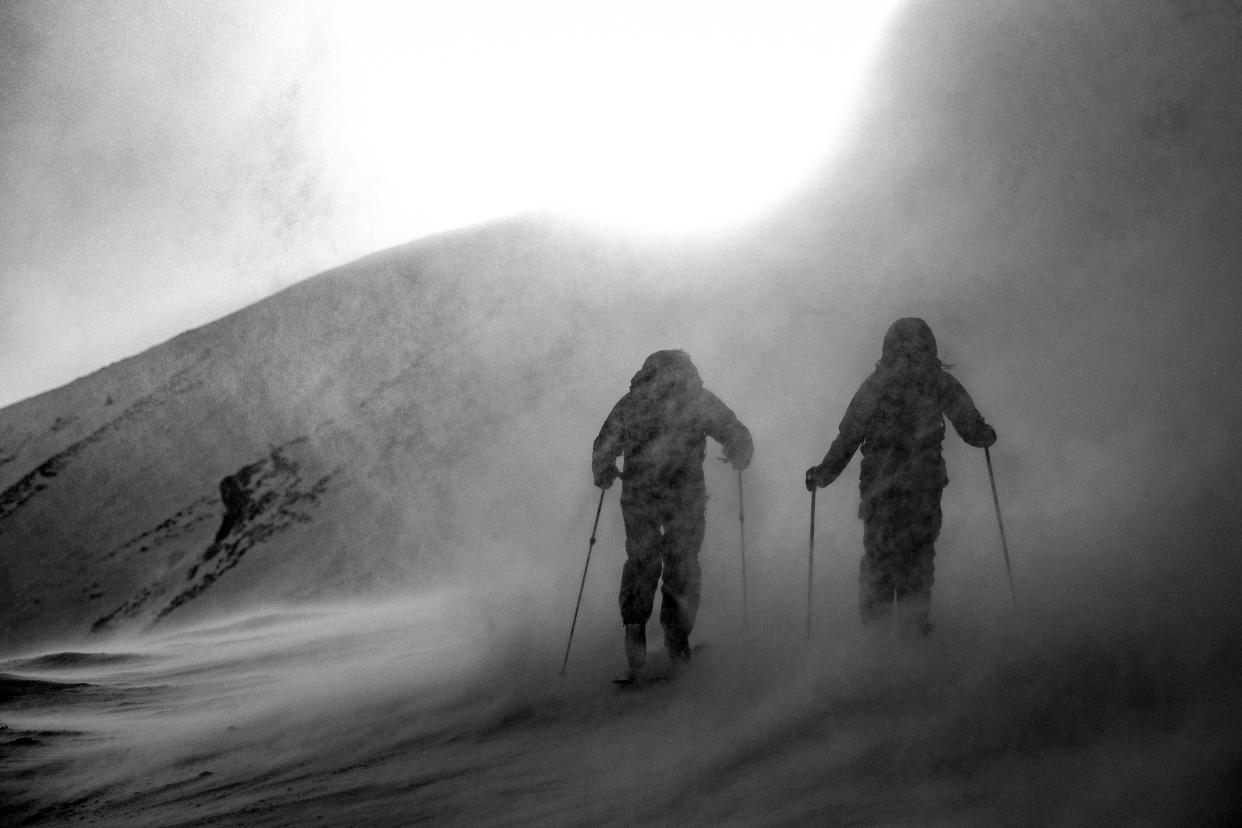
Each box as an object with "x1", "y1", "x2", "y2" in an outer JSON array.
[
  {"x1": 593, "y1": 350, "x2": 753, "y2": 680},
  {"x1": 805, "y1": 318, "x2": 996, "y2": 637}
]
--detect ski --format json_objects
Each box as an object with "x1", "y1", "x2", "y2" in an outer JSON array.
[{"x1": 611, "y1": 674, "x2": 671, "y2": 688}]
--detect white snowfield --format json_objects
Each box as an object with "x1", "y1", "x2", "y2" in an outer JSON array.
[{"x1": 3, "y1": 584, "x2": 1239, "y2": 826}]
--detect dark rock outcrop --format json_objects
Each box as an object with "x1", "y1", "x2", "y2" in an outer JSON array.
[{"x1": 92, "y1": 438, "x2": 340, "y2": 633}]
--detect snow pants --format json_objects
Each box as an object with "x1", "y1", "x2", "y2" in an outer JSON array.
[
  {"x1": 618, "y1": 489, "x2": 706, "y2": 650},
  {"x1": 859, "y1": 487, "x2": 942, "y2": 635}
]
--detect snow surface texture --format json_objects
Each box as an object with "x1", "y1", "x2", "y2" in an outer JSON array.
[
  {"x1": 3, "y1": 0, "x2": 1242, "y2": 821},
  {"x1": 2, "y1": 594, "x2": 1240, "y2": 824}
]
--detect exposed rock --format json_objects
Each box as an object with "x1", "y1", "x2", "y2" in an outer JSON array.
[{"x1": 92, "y1": 438, "x2": 341, "y2": 633}]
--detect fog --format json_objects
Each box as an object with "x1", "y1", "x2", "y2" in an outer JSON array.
[
  {"x1": 4, "y1": 0, "x2": 1242, "y2": 822},
  {"x1": 0, "y1": 0, "x2": 898, "y2": 408},
  {"x1": 4, "y1": 575, "x2": 1238, "y2": 822}
]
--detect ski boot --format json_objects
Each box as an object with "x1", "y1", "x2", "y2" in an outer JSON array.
[
  {"x1": 624, "y1": 623, "x2": 647, "y2": 683},
  {"x1": 665, "y1": 632, "x2": 693, "y2": 672}
]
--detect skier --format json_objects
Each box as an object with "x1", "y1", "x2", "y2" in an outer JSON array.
[
  {"x1": 804, "y1": 318, "x2": 996, "y2": 637},
  {"x1": 593, "y1": 350, "x2": 753, "y2": 681}
]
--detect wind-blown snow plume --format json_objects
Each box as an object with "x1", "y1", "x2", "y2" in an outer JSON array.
[{"x1": 3, "y1": 0, "x2": 1242, "y2": 822}]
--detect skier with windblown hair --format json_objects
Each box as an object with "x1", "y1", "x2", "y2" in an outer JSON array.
[
  {"x1": 593, "y1": 350, "x2": 753, "y2": 682},
  {"x1": 805, "y1": 318, "x2": 996, "y2": 638}
]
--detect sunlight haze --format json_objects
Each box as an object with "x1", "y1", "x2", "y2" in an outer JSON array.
[
  {"x1": 0, "y1": 0, "x2": 901, "y2": 408},
  {"x1": 317, "y1": 0, "x2": 902, "y2": 239}
]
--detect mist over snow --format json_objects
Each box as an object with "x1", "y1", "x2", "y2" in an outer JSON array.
[{"x1": 3, "y1": 0, "x2": 1242, "y2": 824}]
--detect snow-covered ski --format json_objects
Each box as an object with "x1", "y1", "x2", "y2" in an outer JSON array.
[
  {"x1": 611, "y1": 674, "x2": 671, "y2": 688},
  {"x1": 611, "y1": 643, "x2": 707, "y2": 687}
]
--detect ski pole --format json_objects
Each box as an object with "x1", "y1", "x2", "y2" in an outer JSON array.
[
  {"x1": 737, "y1": 469, "x2": 748, "y2": 631},
  {"x1": 561, "y1": 487, "x2": 607, "y2": 676},
  {"x1": 807, "y1": 487, "x2": 816, "y2": 645},
  {"x1": 984, "y1": 447, "x2": 1017, "y2": 607}
]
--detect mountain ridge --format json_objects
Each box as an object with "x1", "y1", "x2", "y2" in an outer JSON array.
[{"x1": 0, "y1": 216, "x2": 639, "y2": 652}]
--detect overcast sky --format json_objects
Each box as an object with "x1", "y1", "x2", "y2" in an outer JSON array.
[{"x1": 0, "y1": 0, "x2": 900, "y2": 409}]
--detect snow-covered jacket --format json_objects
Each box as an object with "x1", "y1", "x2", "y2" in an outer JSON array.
[
  {"x1": 593, "y1": 350, "x2": 752, "y2": 502},
  {"x1": 808, "y1": 319, "x2": 995, "y2": 516}
]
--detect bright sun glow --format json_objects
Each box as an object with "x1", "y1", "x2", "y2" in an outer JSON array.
[{"x1": 311, "y1": 0, "x2": 902, "y2": 242}]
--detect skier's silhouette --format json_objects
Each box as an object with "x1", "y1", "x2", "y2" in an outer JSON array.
[
  {"x1": 806, "y1": 319, "x2": 996, "y2": 637},
  {"x1": 593, "y1": 350, "x2": 753, "y2": 680}
]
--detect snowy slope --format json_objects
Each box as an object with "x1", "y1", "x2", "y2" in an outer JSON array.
[
  {"x1": 3, "y1": 1, "x2": 1242, "y2": 822},
  {"x1": 0, "y1": 220, "x2": 639, "y2": 649},
  {"x1": 2, "y1": 594, "x2": 1240, "y2": 825}
]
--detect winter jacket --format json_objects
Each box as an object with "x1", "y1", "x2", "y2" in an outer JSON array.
[
  {"x1": 593, "y1": 350, "x2": 753, "y2": 502},
  {"x1": 808, "y1": 319, "x2": 995, "y2": 517}
]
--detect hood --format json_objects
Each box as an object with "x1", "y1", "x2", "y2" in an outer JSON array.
[
  {"x1": 629, "y1": 349, "x2": 703, "y2": 394},
  {"x1": 879, "y1": 317, "x2": 940, "y2": 370}
]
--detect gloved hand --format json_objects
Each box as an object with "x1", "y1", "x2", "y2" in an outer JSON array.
[
  {"x1": 977, "y1": 424, "x2": 997, "y2": 448},
  {"x1": 594, "y1": 464, "x2": 621, "y2": 489},
  {"x1": 805, "y1": 465, "x2": 827, "y2": 492}
]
